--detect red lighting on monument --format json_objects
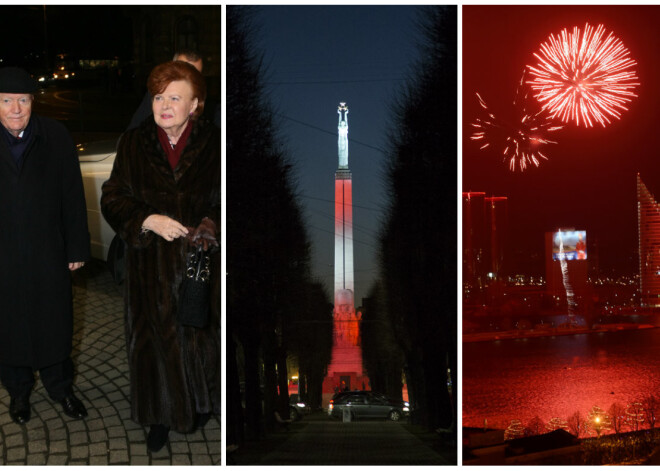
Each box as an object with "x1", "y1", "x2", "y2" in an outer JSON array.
[{"x1": 322, "y1": 103, "x2": 369, "y2": 406}]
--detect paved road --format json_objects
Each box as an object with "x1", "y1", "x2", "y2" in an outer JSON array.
[
  {"x1": 252, "y1": 414, "x2": 450, "y2": 465},
  {"x1": 0, "y1": 261, "x2": 220, "y2": 465}
]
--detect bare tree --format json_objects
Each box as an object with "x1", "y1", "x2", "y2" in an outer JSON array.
[
  {"x1": 643, "y1": 394, "x2": 658, "y2": 430},
  {"x1": 587, "y1": 405, "x2": 611, "y2": 438},
  {"x1": 379, "y1": 5, "x2": 457, "y2": 431},
  {"x1": 526, "y1": 416, "x2": 545, "y2": 436},
  {"x1": 504, "y1": 419, "x2": 525, "y2": 441},
  {"x1": 625, "y1": 402, "x2": 645, "y2": 432},
  {"x1": 567, "y1": 411, "x2": 585, "y2": 438},
  {"x1": 546, "y1": 416, "x2": 569, "y2": 433},
  {"x1": 609, "y1": 402, "x2": 627, "y2": 435},
  {"x1": 227, "y1": 5, "x2": 332, "y2": 442}
]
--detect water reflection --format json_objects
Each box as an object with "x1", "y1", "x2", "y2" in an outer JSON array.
[{"x1": 463, "y1": 329, "x2": 660, "y2": 429}]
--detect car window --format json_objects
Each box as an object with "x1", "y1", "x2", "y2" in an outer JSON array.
[{"x1": 347, "y1": 395, "x2": 366, "y2": 405}]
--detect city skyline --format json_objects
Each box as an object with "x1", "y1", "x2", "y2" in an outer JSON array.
[{"x1": 464, "y1": 5, "x2": 660, "y2": 277}]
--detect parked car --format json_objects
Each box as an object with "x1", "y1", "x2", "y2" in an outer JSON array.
[
  {"x1": 78, "y1": 139, "x2": 130, "y2": 284},
  {"x1": 328, "y1": 390, "x2": 410, "y2": 421},
  {"x1": 78, "y1": 139, "x2": 117, "y2": 261},
  {"x1": 289, "y1": 394, "x2": 311, "y2": 421}
]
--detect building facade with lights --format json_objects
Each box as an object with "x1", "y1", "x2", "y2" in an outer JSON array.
[
  {"x1": 486, "y1": 196, "x2": 508, "y2": 278},
  {"x1": 322, "y1": 104, "x2": 369, "y2": 406},
  {"x1": 637, "y1": 174, "x2": 660, "y2": 307},
  {"x1": 463, "y1": 192, "x2": 508, "y2": 302},
  {"x1": 463, "y1": 192, "x2": 486, "y2": 291}
]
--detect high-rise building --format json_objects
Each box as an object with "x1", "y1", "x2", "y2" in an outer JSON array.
[
  {"x1": 637, "y1": 174, "x2": 660, "y2": 307},
  {"x1": 463, "y1": 193, "x2": 508, "y2": 300},
  {"x1": 322, "y1": 103, "x2": 369, "y2": 406},
  {"x1": 463, "y1": 192, "x2": 486, "y2": 290},
  {"x1": 486, "y1": 196, "x2": 508, "y2": 278}
]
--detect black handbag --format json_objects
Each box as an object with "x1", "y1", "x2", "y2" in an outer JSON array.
[{"x1": 178, "y1": 246, "x2": 211, "y2": 328}]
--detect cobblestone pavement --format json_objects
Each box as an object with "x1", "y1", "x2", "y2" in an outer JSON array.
[
  {"x1": 243, "y1": 413, "x2": 451, "y2": 465},
  {"x1": 0, "y1": 261, "x2": 220, "y2": 465}
]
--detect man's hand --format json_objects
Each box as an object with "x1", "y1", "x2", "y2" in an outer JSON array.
[{"x1": 69, "y1": 262, "x2": 85, "y2": 271}]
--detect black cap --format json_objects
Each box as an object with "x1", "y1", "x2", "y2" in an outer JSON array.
[{"x1": 0, "y1": 67, "x2": 37, "y2": 94}]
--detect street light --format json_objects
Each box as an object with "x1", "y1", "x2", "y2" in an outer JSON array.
[{"x1": 593, "y1": 415, "x2": 602, "y2": 438}]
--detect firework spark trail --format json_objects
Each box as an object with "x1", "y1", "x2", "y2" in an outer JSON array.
[
  {"x1": 470, "y1": 71, "x2": 563, "y2": 171},
  {"x1": 527, "y1": 23, "x2": 639, "y2": 127},
  {"x1": 558, "y1": 232, "x2": 577, "y2": 320}
]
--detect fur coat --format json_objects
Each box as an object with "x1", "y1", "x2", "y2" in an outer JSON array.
[{"x1": 101, "y1": 117, "x2": 220, "y2": 432}]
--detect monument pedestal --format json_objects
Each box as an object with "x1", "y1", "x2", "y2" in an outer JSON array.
[{"x1": 322, "y1": 344, "x2": 369, "y2": 408}]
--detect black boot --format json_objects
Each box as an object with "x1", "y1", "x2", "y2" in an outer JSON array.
[{"x1": 147, "y1": 424, "x2": 170, "y2": 452}]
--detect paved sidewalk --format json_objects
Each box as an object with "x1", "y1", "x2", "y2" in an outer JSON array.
[
  {"x1": 236, "y1": 413, "x2": 451, "y2": 465},
  {"x1": 0, "y1": 261, "x2": 220, "y2": 465}
]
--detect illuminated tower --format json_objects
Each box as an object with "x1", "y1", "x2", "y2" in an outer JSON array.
[
  {"x1": 462, "y1": 192, "x2": 486, "y2": 290},
  {"x1": 334, "y1": 103, "x2": 354, "y2": 302},
  {"x1": 323, "y1": 103, "x2": 368, "y2": 406},
  {"x1": 637, "y1": 174, "x2": 660, "y2": 307},
  {"x1": 486, "y1": 196, "x2": 508, "y2": 278}
]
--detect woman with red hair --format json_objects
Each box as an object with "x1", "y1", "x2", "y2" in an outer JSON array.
[{"x1": 101, "y1": 61, "x2": 220, "y2": 452}]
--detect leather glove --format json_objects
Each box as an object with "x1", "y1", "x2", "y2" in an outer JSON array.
[{"x1": 186, "y1": 217, "x2": 218, "y2": 251}]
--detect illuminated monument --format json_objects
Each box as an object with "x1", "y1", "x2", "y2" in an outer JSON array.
[
  {"x1": 637, "y1": 174, "x2": 660, "y2": 307},
  {"x1": 322, "y1": 103, "x2": 368, "y2": 405}
]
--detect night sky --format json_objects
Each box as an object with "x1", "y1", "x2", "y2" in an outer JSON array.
[
  {"x1": 254, "y1": 6, "x2": 424, "y2": 304},
  {"x1": 0, "y1": 5, "x2": 132, "y2": 70},
  {"x1": 463, "y1": 5, "x2": 660, "y2": 277}
]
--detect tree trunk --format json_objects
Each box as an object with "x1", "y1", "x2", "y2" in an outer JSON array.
[
  {"x1": 276, "y1": 345, "x2": 291, "y2": 419},
  {"x1": 243, "y1": 335, "x2": 263, "y2": 440},
  {"x1": 262, "y1": 336, "x2": 279, "y2": 432},
  {"x1": 227, "y1": 333, "x2": 244, "y2": 445}
]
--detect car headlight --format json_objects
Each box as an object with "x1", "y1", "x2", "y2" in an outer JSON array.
[
  {"x1": 403, "y1": 407, "x2": 410, "y2": 412},
  {"x1": 404, "y1": 402, "x2": 409, "y2": 407},
  {"x1": 296, "y1": 403, "x2": 306, "y2": 408}
]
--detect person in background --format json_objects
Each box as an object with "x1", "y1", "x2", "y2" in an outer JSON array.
[
  {"x1": 101, "y1": 61, "x2": 220, "y2": 453},
  {"x1": 0, "y1": 67, "x2": 90, "y2": 425}
]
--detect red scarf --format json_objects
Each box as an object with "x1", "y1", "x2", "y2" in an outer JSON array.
[{"x1": 157, "y1": 120, "x2": 193, "y2": 170}]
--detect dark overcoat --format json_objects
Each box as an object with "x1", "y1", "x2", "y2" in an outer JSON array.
[
  {"x1": 100, "y1": 117, "x2": 220, "y2": 432},
  {"x1": 0, "y1": 115, "x2": 90, "y2": 368}
]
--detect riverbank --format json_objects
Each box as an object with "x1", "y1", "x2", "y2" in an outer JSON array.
[
  {"x1": 463, "y1": 322, "x2": 658, "y2": 343},
  {"x1": 464, "y1": 426, "x2": 660, "y2": 465}
]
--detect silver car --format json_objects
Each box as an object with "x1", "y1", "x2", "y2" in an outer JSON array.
[
  {"x1": 289, "y1": 394, "x2": 311, "y2": 421},
  {"x1": 329, "y1": 391, "x2": 410, "y2": 421}
]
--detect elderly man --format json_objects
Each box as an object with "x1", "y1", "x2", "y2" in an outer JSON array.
[{"x1": 0, "y1": 67, "x2": 90, "y2": 425}]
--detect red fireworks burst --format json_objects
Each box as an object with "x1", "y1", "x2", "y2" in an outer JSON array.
[
  {"x1": 527, "y1": 23, "x2": 639, "y2": 127},
  {"x1": 471, "y1": 72, "x2": 563, "y2": 172}
]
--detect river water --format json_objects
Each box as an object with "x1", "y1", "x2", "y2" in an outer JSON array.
[{"x1": 463, "y1": 327, "x2": 660, "y2": 429}]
